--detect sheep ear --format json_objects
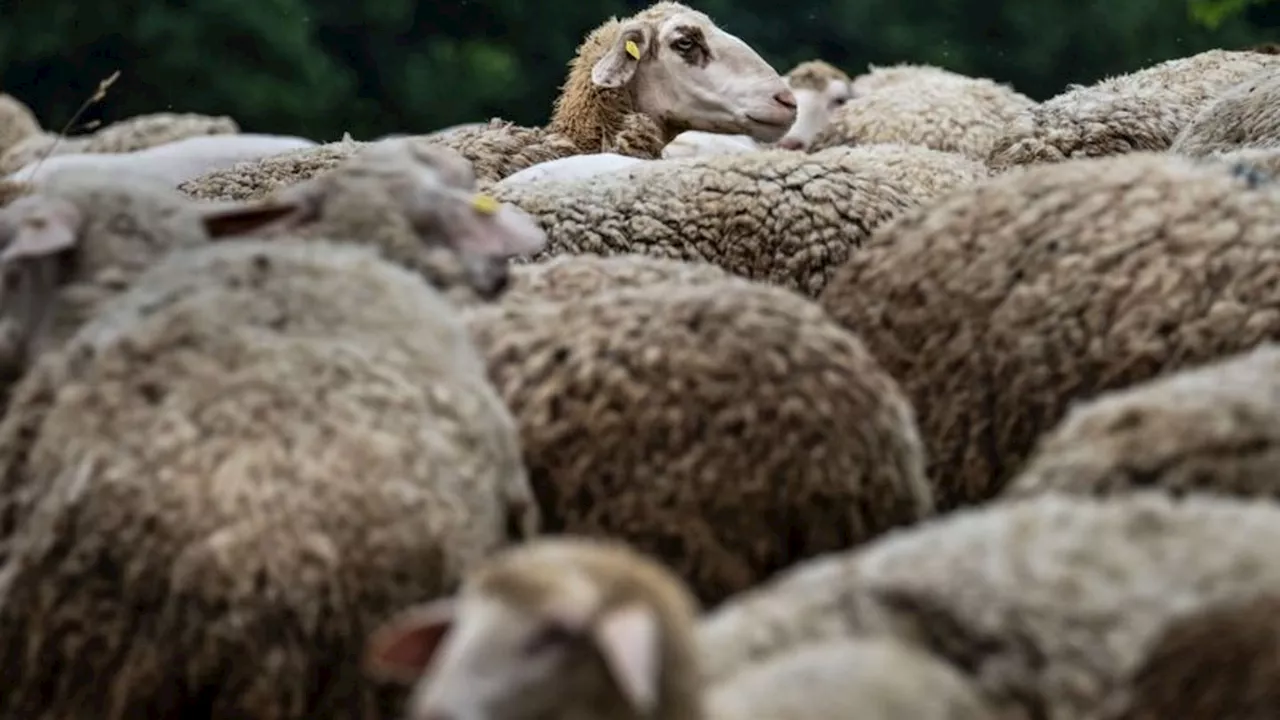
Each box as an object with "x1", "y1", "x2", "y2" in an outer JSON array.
[
  {"x1": 591, "y1": 24, "x2": 650, "y2": 88},
  {"x1": 591, "y1": 603, "x2": 661, "y2": 716},
  {"x1": 444, "y1": 191, "x2": 547, "y2": 257},
  {"x1": 0, "y1": 199, "x2": 81, "y2": 264},
  {"x1": 363, "y1": 599, "x2": 457, "y2": 685},
  {"x1": 199, "y1": 200, "x2": 303, "y2": 239}
]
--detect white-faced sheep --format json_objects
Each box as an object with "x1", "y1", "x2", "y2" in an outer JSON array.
[
  {"x1": 697, "y1": 491, "x2": 1280, "y2": 720},
  {"x1": 1170, "y1": 68, "x2": 1279, "y2": 156},
  {"x1": 0, "y1": 238, "x2": 539, "y2": 720},
  {"x1": 1002, "y1": 344, "x2": 1280, "y2": 502},
  {"x1": 660, "y1": 130, "x2": 761, "y2": 158},
  {"x1": 363, "y1": 536, "x2": 996, "y2": 720},
  {"x1": 987, "y1": 49, "x2": 1280, "y2": 171},
  {"x1": 1096, "y1": 593, "x2": 1280, "y2": 720},
  {"x1": 494, "y1": 143, "x2": 989, "y2": 297},
  {"x1": 776, "y1": 59, "x2": 853, "y2": 150},
  {"x1": 462, "y1": 277, "x2": 933, "y2": 604},
  {"x1": 817, "y1": 151, "x2": 1280, "y2": 509},
  {"x1": 0, "y1": 93, "x2": 40, "y2": 158},
  {"x1": 7, "y1": 133, "x2": 318, "y2": 186},
  {"x1": 180, "y1": 2, "x2": 796, "y2": 198},
  {"x1": 197, "y1": 138, "x2": 548, "y2": 303},
  {"x1": 495, "y1": 152, "x2": 649, "y2": 186},
  {"x1": 807, "y1": 74, "x2": 1035, "y2": 160}
]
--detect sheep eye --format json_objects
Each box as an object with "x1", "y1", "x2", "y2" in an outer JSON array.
[
  {"x1": 671, "y1": 37, "x2": 696, "y2": 53},
  {"x1": 523, "y1": 622, "x2": 575, "y2": 655},
  {"x1": 831, "y1": 96, "x2": 849, "y2": 108}
]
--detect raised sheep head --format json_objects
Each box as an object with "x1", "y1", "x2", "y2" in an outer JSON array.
[
  {"x1": 590, "y1": 2, "x2": 797, "y2": 142},
  {"x1": 0, "y1": 194, "x2": 82, "y2": 367},
  {"x1": 776, "y1": 60, "x2": 854, "y2": 150},
  {"x1": 364, "y1": 539, "x2": 691, "y2": 720},
  {"x1": 198, "y1": 142, "x2": 546, "y2": 300}
]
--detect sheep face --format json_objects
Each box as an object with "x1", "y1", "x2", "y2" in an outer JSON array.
[
  {"x1": 777, "y1": 76, "x2": 853, "y2": 150},
  {"x1": 365, "y1": 541, "x2": 689, "y2": 720},
  {"x1": 591, "y1": 6, "x2": 796, "y2": 143},
  {"x1": 0, "y1": 193, "x2": 82, "y2": 363},
  {"x1": 199, "y1": 144, "x2": 547, "y2": 300}
]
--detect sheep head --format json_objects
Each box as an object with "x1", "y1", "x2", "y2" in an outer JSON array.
[
  {"x1": 364, "y1": 537, "x2": 703, "y2": 720},
  {"x1": 0, "y1": 193, "x2": 82, "y2": 367},
  {"x1": 198, "y1": 140, "x2": 546, "y2": 301},
  {"x1": 561, "y1": 2, "x2": 796, "y2": 145},
  {"x1": 776, "y1": 60, "x2": 853, "y2": 150}
]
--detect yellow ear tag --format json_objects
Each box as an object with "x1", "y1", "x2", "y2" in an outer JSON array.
[
  {"x1": 625, "y1": 40, "x2": 641, "y2": 60},
  {"x1": 470, "y1": 193, "x2": 500, "y2": 215}
]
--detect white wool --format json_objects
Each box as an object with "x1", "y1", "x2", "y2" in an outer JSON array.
[
  {"x1": 494, "y1": 153, "x2": 649, "y2": 187},
  {"x1": 8, "y1": 133, "x2": 318, "y2": 186},
  {"x1": 661, "y1": 130, "x2": 761, "y2": 159}
]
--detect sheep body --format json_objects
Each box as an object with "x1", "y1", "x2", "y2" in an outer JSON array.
[
  {"x1": 1170, "y1": 68, "x2": 1280, "y2": 156},
  {"x1": 988, "y1": 50, "x2": 1280, "y2": 170},
  {"x1": 848, "y1": 63, "x2": 975, "y2": 96},
  {"x1": 818, "y1": 151, "x2": 1280, "y2": 508},
  {"x1": 810, "y1": 75, "x2": 1034, "y2": 160},
  {"x1": 697, "y1": 492, "x2": 1280, "y2": 720},
  {"x1": 8, "y1": 133, "x2": 318, "y2": 186},
  {"x1": 495, "y1": 144, "x2": 989, "y2": 297},
  {"x1": 463, "y1": 277, "x2": 933, "y2": 604},
  {"x1": 0, "y1": 94, "x2": 40, "y2": 157},
  {"x1": 661, "y1": 131, "x2": 761, "y2": 159},
  {"x1": 494, "y1": 153, "x2": 649, "y2": 187},
  {"x1": 178, "y1": 136, "x2": 368, "y2": 202},
  {"x1": 0, "y1": 238, "x2": 537, "y2": 720},
  {"x1": 1003, "y1": 344, "x2": 1280, "y2": 501},
  {"x1": 499, "y1": 254, "x2": 733, "y2": 306}
]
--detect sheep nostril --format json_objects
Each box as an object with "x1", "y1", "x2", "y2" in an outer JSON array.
[{"x1": 773, "y1": 89, "x2": 797, "y2": 110}]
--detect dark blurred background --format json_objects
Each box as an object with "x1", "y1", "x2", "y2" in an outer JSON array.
[{"x1": 0, "y1": 0, "x2": 1275, "y2": 141}]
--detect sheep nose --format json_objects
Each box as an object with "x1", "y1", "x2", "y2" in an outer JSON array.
[
  {"x1": 777, "y1": 137, "x2": 805, "y2": 151},
  {"x1": 773, "y1": 89, "x2": 797, "y2": 109}
]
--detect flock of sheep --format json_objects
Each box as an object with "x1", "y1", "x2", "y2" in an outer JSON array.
[{"x1": 0, "y1": 2, "x2": 1279, "y2": 720}]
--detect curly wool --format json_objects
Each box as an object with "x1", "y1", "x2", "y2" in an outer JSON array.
[
  {"x1": 1003, "y1": 344, "x2": 1280, "y2": 502},
  {"x1": 499, "y1": 254, "x2": 732, "y2": 305},
  {"x1": 697, "y1": 492, "x2": 1280, "y2": 720},
  {"x1": 495, "y1": 144, "x2": 989, "y2": 297},
  {"x1": 1171, "y1": 69, "x2": 1280, "y2": 156},
  {"x1": 178, "y1": 137, "x2": 368, "y2": 202},
  {"x1": 0, "y1": 239, "x2": 537, "y2": 720},
  {"x1": 0, "y1": 133, "x2": 90, "y2": 176},
  {"x1": 988, "y1": 50, "x2": 1280, "y2": 170},
  {"x1": 1213, "y1": 146, "x2": 1280, "y2": 176},
  {"x1": 0, "y1": 94, "x2": 40, "y2": 157},
  {"x1": 809, "y1": 76, "x2": 1034, "y2": 160},
  {"x1": 462, "y1": 279, "x2": 933, "y2": 605},
  {"x1": 80, "y1": 112, "x2": 240, "y2": 153},
  {"x1": 1096, "y1": 593, "x2": 1280, "y2": 720},
  {"x1": 817, "y1": 152, "x2": 1280, "y2": 509}
]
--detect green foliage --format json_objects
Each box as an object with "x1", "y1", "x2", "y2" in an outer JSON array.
[
  {"x1": 1189, "y1": 0, "x2": 1274, "y2": 29},
  {"x1": 0, "y1": 0, "x2": 1274, "y2": 142}
]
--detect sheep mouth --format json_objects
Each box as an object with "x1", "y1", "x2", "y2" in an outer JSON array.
[{"x1": 745, "y1": 114, "x2": 791, "y2": 128}]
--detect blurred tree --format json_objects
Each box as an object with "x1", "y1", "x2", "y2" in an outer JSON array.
[{"x1": 0, "y1": 0, "x2": 1274, "y2": 141}]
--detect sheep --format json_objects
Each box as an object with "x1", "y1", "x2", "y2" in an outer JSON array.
[
  {"x1": 0, "y1": 179, "x2": 28, "y2": 207},
  {"x1": 1170, "y1": 68, "x2": 1279, "y2": 157},
  {"x1": 661, "y1": 130, "x2": 761, "y2": 159},
  {"x1": 461, "y1": 277, "x2": 933, "y2": 605},
  {"x1": 0, "y1": 132, "x2": 90, "y2": 175},
  {"x1": 79, "y1": 111, "x2": 240, "y2": 153},
  {"x1": 178, "y1": 133, "x2": 369, "y2": 202},
  {"x1": 499, "y1": 254, "x2": 733, "y2": 305},
  {"x1": 848, "y1": 62, "x2": 975, "y2": 96},
  {"x1": 776, "y1": 59, "x2": 853, "y2": 150},
  {"x1": 987, "y1": 49, "x2": 1280, "y2": 171},
  {"x1": 7, "y1": 133, "x2": 318, "y2": 186},
  {"x1": 808, "y1": 74, "x2": 1035, "y2": 160},
  {"x1": 494, "y1": 143, "x2": 989, "y2": 297},
  {"x1": 0, "y1": 237, "x2": 540, "y2": 720},
  {"x1": 363, "y1": 536, "x2": 996, "y2": 720},
  {"x1": 1001, "y1": 344, "x2": 1280, "y2": 502},
  {"x1": 817, "y1": 151, "x2": 1280, "y2": 510},
  {"x1": 1213, "y1": 146, "x2": 1280, "y2": 176},
  {"x1": 1096, "y1": 593, "x2": 1280, "y2": 720},
  {"x1": 494, "y1": 152, "x2": 650, "y2": 187},
  {"x1": 0, "y1": 93, "x2": 41, "y2": 157},
  {"x1": 196, "y1": 137, "x2": 548, "y2": 304},
  {"x1": 697, "y1": 491, "x2": 1280, "y2": 720},
  {"x1": 180, "y1": 2, "x2": 797, "y2": 197}
]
